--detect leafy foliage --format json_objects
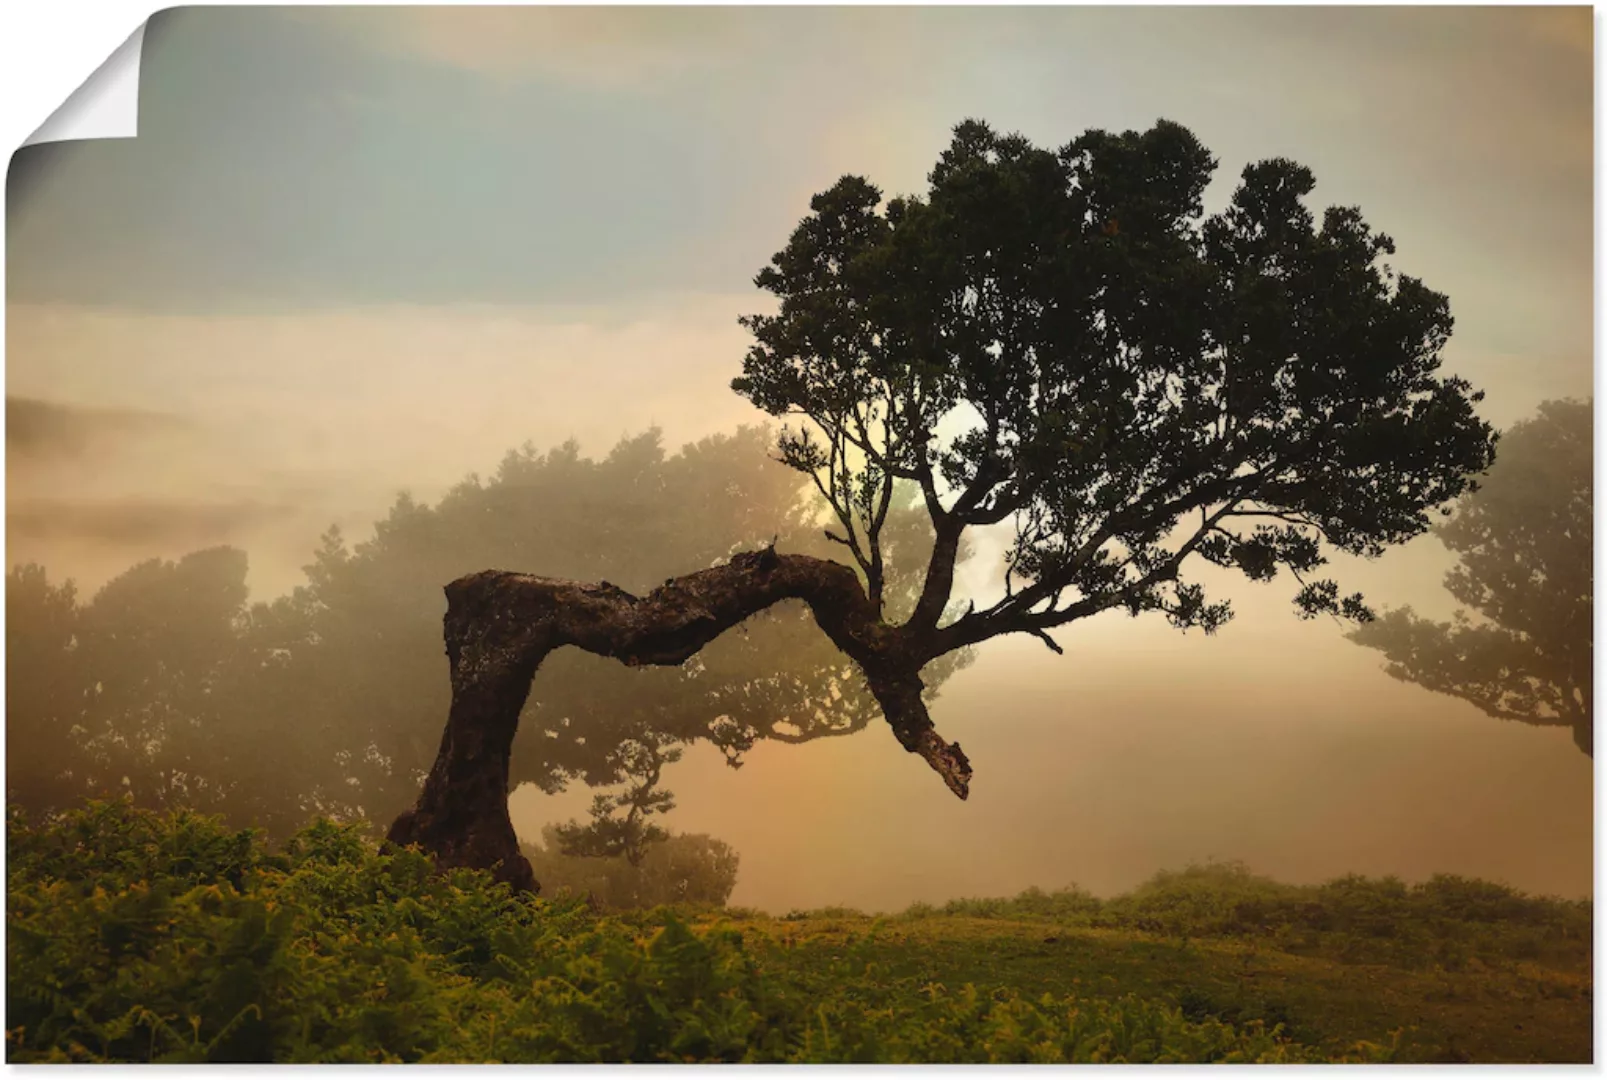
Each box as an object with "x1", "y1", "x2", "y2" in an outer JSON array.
[
  {"x1": 735, "y1": 118, "x2": 1495, "y2": 655},
  {"x1": 1350, "y1": 400, "x2": 1593, "y2": 753},
  {"x1": 9, "y1": 800, "x2": 1404, "y2": 1064}
]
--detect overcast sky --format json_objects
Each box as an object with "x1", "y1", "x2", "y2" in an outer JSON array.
[{"x1": 6, "y1": 6, "x2": 1593, "y2": 908}]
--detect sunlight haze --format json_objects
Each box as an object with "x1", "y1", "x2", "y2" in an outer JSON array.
[{"x1": 6, "y1": 5, "x2": 1593, "y2": 910}]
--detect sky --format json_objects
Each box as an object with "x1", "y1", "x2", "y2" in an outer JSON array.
[{"x1": 5, "y1": 5, "x2": 1594, "y2": 909}]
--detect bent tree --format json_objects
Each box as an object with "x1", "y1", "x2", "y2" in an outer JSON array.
[{"x1": 390, "y1": 119, "x2": 1496, "y2": 892}]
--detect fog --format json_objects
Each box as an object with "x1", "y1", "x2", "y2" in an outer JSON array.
[{"x1": 5, "y1": 6, "x2": 1592, "y2": 911}]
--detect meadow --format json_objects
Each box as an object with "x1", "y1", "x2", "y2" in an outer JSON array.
[{"x1": 6, "y1": 800, "x2": 1591, "y2": 1063}]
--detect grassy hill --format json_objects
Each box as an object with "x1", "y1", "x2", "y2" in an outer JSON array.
[{"x1": 6, "y1": 801, "x2": 1591, "y2": 1063}]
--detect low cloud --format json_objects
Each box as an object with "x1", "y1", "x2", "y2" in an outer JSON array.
[
  {"x1": 7, "y1": 396, "x2": 186, "y2": 462},
  {"x1": 7, "y1": 495, "x2": 295, "y2": 551}
]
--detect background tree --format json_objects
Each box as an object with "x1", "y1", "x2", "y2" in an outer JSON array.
[
  {"x1": 1350, "y1": 399, "x2": 1592, "y2": 755},
  {"x1": 391, "y1": 117, "x2": 1496, "y2": 892},
  {"x1": 73, "y1": 548, "x2": 251, "y2": 811},
  {"x1": 6, "y1": 565, "x2": 84, "y2": 812},
  {"x1": 5, "y1": 550, "x2": 251, "y2": 818}
]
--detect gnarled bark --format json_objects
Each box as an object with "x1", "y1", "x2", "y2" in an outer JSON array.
[{"x1": 387, "y1": 547, "x2": 970, "y2": 892}]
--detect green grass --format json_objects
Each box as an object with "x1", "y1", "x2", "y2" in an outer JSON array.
[
  {"x1": 6, "y1": 801, "x2": 1591, "y2": 1063},
  {"x1": 725, "y1": 911, "x2": 1589, "y2": 1063}
]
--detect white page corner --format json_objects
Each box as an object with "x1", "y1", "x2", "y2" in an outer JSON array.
[{"x1": 21, "y1": 21, "x2": 147, "y2": 148}]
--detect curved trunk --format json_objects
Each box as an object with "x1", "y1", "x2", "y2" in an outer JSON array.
[{"x1": 388, "y1": 548, "x2": 971, "y2": 892}]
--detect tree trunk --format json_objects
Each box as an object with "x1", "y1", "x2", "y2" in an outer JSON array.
[{"x1": 387, "y1": 548, "x2": 971, "y2": 892}]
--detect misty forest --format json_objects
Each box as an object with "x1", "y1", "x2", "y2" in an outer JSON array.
[{"x1": 7, "y1": 117, "x2": 1593, "y2": 1064}]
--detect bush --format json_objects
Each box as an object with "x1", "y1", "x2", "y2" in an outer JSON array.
[
  {"x1": 521, "y1": 826, "x2": 739, "y2": 910},
  {"x1": 1097, "y1": 861, "x2": 1303, "y2": 938}
]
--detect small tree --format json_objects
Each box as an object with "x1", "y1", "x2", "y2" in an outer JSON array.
[
  {"x1": 390, "y1": 118, "x2": 1495, "y2": 892},
  {"x1": 1350, "y1": 399, "x2": 1592, "y2": 754}
]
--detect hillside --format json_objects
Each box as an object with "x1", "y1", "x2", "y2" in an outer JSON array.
[{"x1": 6, "y1": 801, "x2": 1591, "y2": 1063}]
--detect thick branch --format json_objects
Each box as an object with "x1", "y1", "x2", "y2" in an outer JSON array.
[
  {"x1": 906, "y1": 446, "x2": 1009, "y2": 635},
  {"x1": 906, "y1": 515, "x2": 967, "y2": 633},
  {"x1": 389, "y1": 548, "x2": 971, "y2": 891}
]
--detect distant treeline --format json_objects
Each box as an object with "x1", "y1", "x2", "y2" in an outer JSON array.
[{"x1": 888, "y1": 860, "x2": 1590, "y2": 974}]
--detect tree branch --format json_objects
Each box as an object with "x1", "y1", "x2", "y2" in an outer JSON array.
[
  {"x1": 389, "y1": 548, "x2": 971, "y2": 891},
  {"x1": 905, "y1": 437, "x2": 1010, "y2": 636},
  {"x1": 930, "y1": 499, "x2": 1242, "y2": 657},
  {"x1": 905, "y1": 515, "x2": 967, "y2": 634}
]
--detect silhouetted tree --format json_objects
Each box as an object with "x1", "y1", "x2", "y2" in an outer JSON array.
[
  {"x1": 391, "y1": 118, "x2": 1496, "y2": 893},
  {"x1": 1350, "y1": 399, "x2": 1592, "y2": 754}
]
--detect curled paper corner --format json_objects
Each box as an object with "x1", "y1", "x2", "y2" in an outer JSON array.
[{"x1": 22, "y1": 21, "x2": 147, "y2": 147}]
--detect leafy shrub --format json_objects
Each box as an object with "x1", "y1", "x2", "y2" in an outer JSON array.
[
  {"x1": 1412, "y1": 874, "x2": 1555, "y2": 925},
  {"x1": 1099, "y1": 862, "x2": 1303, "y2": 937},
  {"x1": 521, "y1": 826, "x2": 739, "y2": 911}
]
